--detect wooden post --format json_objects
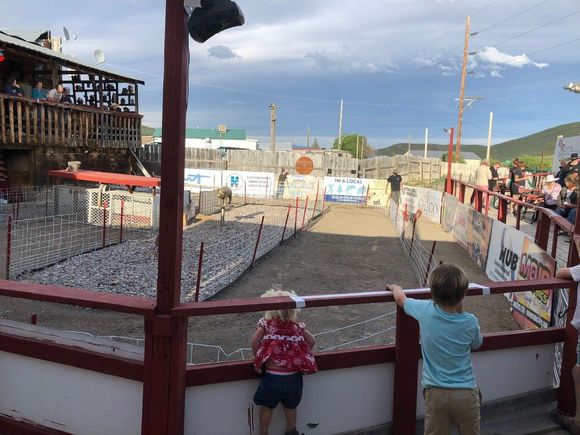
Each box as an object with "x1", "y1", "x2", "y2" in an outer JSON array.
[
  {"x1": 194, "y1": 241, "x2": 204, "y2": 302},
  {"x1": 423, "y1": 241, "x2": 437, "y2": 286},
  {"x1": 392, "y1": 305, "x2": 421, "y2": 434},
  {"x1": 312, "y1": 181, "x2": 320, "y2": 219},
  {"x1": 251, "y1": 216, "x2": 265, "y2": 269},
  {"x1": 102, "y1": 202, "x2": 107, "y2": 248},
  {"x1": 301, "y1": 196, "x2": 309, "y2": 230},
  {"x1": 321, "y1": 187, "x2": 327, "y2": 214}
]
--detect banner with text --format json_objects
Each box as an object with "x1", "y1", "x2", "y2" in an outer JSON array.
[
  {"x1": 400, "y1": 186, "x2": 443, "y2": 223},
  {"x1": 452, "y1": 202, "x2": 470, "y2": 249},
  {"x1": 466, "y1": 208, "x2": 494, "y2": 269},
  {"x1": 367, "y1": 179, "x2": 390, "y2": 206},
  {"x1": 442, "y1": 193, "x2": 459, "y2": 233},
  {"x1": 324, "y1": 177, "x2": 370, "y2": 203},
  {"x1": 224, "y1": 171, "x2": 275, "y2": 196},
  {"x1": 553, "y1": 134, "x2": 580, "y2": 172},
  {"x1": 184, "y1": 168, "x2": 222, "y2": 189}
]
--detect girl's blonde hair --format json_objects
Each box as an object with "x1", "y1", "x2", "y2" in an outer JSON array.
[{"x1": 261, "y1": 289, "x2": 298, "y2": 321}]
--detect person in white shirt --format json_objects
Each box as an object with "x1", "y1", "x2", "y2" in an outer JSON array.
[
  {"x1": 470, "y1": 160, "x2": 492, "y2": 207},
  {"x1": 47, "y1": 84, "x2": 64, "y2": 103}
]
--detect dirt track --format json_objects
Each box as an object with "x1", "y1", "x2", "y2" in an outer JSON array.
[{"x1": 0, "y1": 204, "x2": 517, "y2": 362}]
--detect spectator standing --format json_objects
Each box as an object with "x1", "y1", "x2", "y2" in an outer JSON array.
[
  {"x1": 470, "y1": 159, "x2": 491, "y2": 206},
  {"x1": 4, "y1": 78, "x2": 24, "y2": 96},
  {"x1": 276, "y1": 168, "x2": 288, "y2": 198},
  {"x1": 31, "y1": 81, "x2": 47, "y2": 100},
  {"x1": 488, "y1": 162, "x2": 501, "y2": 191},
  {"x1": 557, "y1": 158, "x2": 571, "y2": 187},
  {"x1": 387, "y1": 265, "x2": 483, "y2": 434},
  {"x1": 551, "y1": 265, "x2": 580, "y2": 434},
  {"x1": 540, "y1": 175, "x2": 562, "y2": 210},
  {"x1": 387, "y1": 169, "x2": 403, "y2": 205},
  {"x1": 47, "y1": 84, "x2": 64, "y2": 103},
  {"x1": 556, "y1": 175, "x2": 578, "y2": 226},
  {"x1": 61, "y1": 87, "x2": 74, "y2": 104}
]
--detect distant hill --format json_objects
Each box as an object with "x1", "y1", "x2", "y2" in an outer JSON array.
[
  {"x1": 376, "y1": 143, "x2": 487, "y2": 158},
  {"x1": 375, "y1": 122, "x2": 580, "y2": 161},
  {"x1": 142, "y1": 125, "x2": 156, "y2": 136}
]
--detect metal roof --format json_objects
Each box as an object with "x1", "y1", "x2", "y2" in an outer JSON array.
[
  {"x1": 154, "y1": 128, "x2": 247, "y2": 140},
  {"x1": 408, "y1": 149, "x2": 482, "y2": 160},
  {"x1": 0, "y1": 30, "x2": 144, "y2": 85}
]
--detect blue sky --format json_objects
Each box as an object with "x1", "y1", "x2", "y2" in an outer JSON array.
[{"x1": 3, "y1": 0, "x2": 580, "y2": 150}]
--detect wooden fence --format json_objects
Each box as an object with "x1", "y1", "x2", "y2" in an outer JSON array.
[
  {"x1": 0, "y1": 94, "x2": 142, "y2": 148},
  {"x1": 360, "y1": 155, "x2": 443, "y2": 182}
]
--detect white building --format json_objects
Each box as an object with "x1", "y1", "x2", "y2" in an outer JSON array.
[
  {"x1": 153, "y1": 126, "x2": 258, "y2": 150},
  {"x1": 406, "y1": 149, "x2": 482, "y2": 166}
]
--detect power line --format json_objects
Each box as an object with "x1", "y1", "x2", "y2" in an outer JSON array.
[
  {"x1": 529, "y1": 36, "x2": 580, "y2": 56},
  {"x1": 491, "y1": 10, "x2": 580, "y2": 47},
  {"x1": 473, "y1": 0, "x2": 553, "y2": 35}
]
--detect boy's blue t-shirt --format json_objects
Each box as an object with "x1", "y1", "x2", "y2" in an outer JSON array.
[{"x1": 404, "y1": 298, "x2": 483, "y2": 388}]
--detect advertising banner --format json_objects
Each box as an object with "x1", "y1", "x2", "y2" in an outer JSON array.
[
  {"x1": 366, "y1": 179, "x2": 389, "y2": 206},
  {"x1": 400, "y1": 186, "x2": 443, "y2": 223},
  {"x1": 324, "y1": 177, "x2": 369, "y2": 203},
  {"x1": 442, "y1": 193, "x2": 459, "y2": 233},
  {"x1": 184, "y1": 168, "x2": 222, "y2": 188},
  {"x1": 485, "y1": 220, "x2": 526, "y2": 282},
  {"x1": 510, "y1": 237, "x2": 556, "y2": 329},
  {"x1": 224, "y1": 171, "x2": 275, "y2": 196},
  {"x1": 283, "y1": 175, "x2": 320, "y2": 199},
  {"x1": 452, "y1": 202, "x2": 469, "y2": 249},
  {"x1": 466, "y1": 208, "x2": 493, "y2": 269},
  {"x1": 553, "y1": 134, "x2": 580, "y2": 172}
]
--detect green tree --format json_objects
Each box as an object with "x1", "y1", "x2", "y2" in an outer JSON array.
[
  {"x1": 332, "y1": 133, "x2": 374, "y2": 158},
  {"x1": 513, "y1": 154, "x2": 553, "y2": 172},
  {"x1": 311, "y1": 138, "x2": 320, "y2": 149}
]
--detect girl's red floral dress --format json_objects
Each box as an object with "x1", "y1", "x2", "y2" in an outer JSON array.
[{"x1": 253, "y1": 318, "x2": 317, "y2": 374}]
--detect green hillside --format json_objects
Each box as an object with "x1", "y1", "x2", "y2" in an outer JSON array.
[
  {"x1": 142, "y1": 125, "x2": 156, "y2": 136},
  {"x1": 376, "y1": 122, "x2": 580, "y2": 161},
  {"x1": 375, "y1": 143, "x2": 487, "y2": 158}
]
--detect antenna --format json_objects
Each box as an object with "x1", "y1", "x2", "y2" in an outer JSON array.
[
  {"x1": 62, "y1": 26, "x2": 77, "y2": 42},
  {"x1": 93, "y1": 49, "x2": 106, "y2": 64}
]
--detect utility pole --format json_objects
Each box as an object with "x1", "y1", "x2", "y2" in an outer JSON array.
[
  {"x1": 486, "y1": 111, "x2": 493, "y2": 161},
  {"x1": 361, "y1": 136, "x2": 365, "y2": 160},
  {"x1": 307, "y1": 126, "x2": 311, "y2": 148},
  {"x1": 356, "y1": 134, "x2": 359, "y2": 159},
  {"x1": 269, "y1": 103, "x2": 277, "y2": 152},
  {"x1": 424, "y1": 128, "x2": 429, "y2": 159},
  {"x1": 338, "y1": 99, "x2": 344, "y2": 149},
  {"x1": 456, "y1": 15, "x2": 471, "y2": 161}
]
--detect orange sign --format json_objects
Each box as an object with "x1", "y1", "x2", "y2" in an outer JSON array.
[{"x1": 295, "y1": 156, "x2": 314, "y2": 175}]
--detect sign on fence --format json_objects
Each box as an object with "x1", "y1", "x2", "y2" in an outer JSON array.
[
  {"x1": 400, "y1": 186, "x2": 443, "y2": 223},
  {"x1": 224, "y1": 171, "x2": 275, "y2": 196},
  {"x1": 324, "y1": 177, "x2": 369, "y2": 203},
  {"x1": 366, "y1": 180, "x2": 389, "y2": 206},
  {"x1": 184, "y1": 168, "x2": 222, "y2": 187},
  {"x1": 466, "y1": 208, "x2": 493, "y2": 269},
  {"x1": 553, "y1": 134, "x2": 580, "y2": 172}
]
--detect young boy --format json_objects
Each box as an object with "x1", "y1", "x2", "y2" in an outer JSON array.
[
  {"x1": 550, "y1": 265, "x2": 580, "y2": 433},
  {"x1": 387, "y1": 264, "x2": 483, "y2": 434}
]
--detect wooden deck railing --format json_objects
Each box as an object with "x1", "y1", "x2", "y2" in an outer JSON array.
[{"x1": 0, "y1": 94, "x2": 142, "y2": 148}]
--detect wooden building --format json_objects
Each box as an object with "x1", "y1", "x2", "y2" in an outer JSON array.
[{"x1": 0, "y1": 30, "x2": 144, "y2": 187}]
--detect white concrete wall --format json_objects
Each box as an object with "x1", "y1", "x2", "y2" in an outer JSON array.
[{"x1": 0, "y1": 351, "x2": 143, "y2": 434}]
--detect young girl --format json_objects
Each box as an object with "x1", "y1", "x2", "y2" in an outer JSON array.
[{"x1": 252, "y1": 289, "x2": 317, "y2": 435}]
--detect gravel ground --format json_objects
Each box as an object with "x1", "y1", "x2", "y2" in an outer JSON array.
[{"x1": 21, "y1": 203, "x2": 310, "y2": 301}]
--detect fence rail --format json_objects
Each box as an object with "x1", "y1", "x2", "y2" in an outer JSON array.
[{"x1": 0, "y1": 94, "x2": 142, "y2": 148}]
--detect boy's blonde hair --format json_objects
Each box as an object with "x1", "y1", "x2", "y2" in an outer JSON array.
[
  {"x1": 428, "y1": 264, "x2": 469, "y2": 307},
  {"x1": 262, "y1": 289, "x2": 298, "y2": 321}
]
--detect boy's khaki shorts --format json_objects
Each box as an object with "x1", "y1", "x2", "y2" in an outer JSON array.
[{"x1": 423, "y1": 387, "x2": 481, "y2": 435}]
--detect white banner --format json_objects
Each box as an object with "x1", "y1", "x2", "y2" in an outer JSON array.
[
  {"x1": 324, "y1": 177, "x2": 370, "y2": 203},
  {"x1": 224, "y1": 171, "x2": 275, "y2": 196},
  {"x1": 553, "y1": 134, "x2": 580, "y2": 172},
  {"x1": 184, "y1": 168, "x2": 222, "y2": 188},
  {"x1": 485, "y1": 220, "x2": 527, "y2": 282},
  {"x1": 400, "y1": 186, "x2": 443, "y2": 223}
]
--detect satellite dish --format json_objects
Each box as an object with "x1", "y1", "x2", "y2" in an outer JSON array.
[
  {"x1": 62, "y1": 26, "x2": 77, "y2": 42},
  {"x1": 93, "y1": 49, "x2": 106, "y2": 64}
]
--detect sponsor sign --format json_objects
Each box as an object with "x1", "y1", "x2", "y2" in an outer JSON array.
[
  {"x1": 400, "y1": 186, "x2": 443, "y2": 223},
  {"x1": 295, "y1": 156, "x2": 314, "y2": 175},
  {"x1": 485, "y1": 220, "x2": 526, "y2": 282},
  {"x1": 284, "y1": 175, "x2": 320, "y2": 199},
  {"x1": 184, "y1": 168, "x2": 222, "y2": 188},
  {"x1": 510, "y1": 238, "x2": 556, "y2": 329},
  {"x1": 324, "y1": 177, "x2": 369, "y2": 203},
  {"x1": 224, "y1": 171, "x2": 275, "y2": 196},
  {"x1": 442, "y1": 193, "x2": 459, "y2": 233},
  {"x1": 553, "y1": 134, "x2": 580, "y2": 172},
  {"x1": 366, "y1": 179, "x2": 389, "y2": 207},
  {"x1": 466, "y1": 208, "x2": 493, "y2": 269},
  {"x1": 452, "y1": 202, "x2": 469, "y2": 248}
]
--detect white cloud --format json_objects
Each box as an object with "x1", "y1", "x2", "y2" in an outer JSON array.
[
  {"x1": 476, "y1": 47, "x2": 549, "y2": 69},
  {"x1": 304, "y1": 50, "x2": 395, "y2": 74},
  {"x1": 208, "y1": 45, "x2": 240, "y2": 59},
  {"x1": 412, "y1": 56, "x2": 438, "y2": 67}
]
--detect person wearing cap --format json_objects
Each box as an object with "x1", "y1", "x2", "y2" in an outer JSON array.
[
  {"x1": 387, "y1": 169, "x2": 403, "y2": 205},
  {"x1": 540, "y1": 174, "x2": 562, "y2": 210},
  {"x1": 557, "y1": 158, "x2": 571, "y2": 187}
]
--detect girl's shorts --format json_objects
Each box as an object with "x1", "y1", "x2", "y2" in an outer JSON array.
[{"x1": 253, "y1": 373, "x2": 303, "y2": 409}]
